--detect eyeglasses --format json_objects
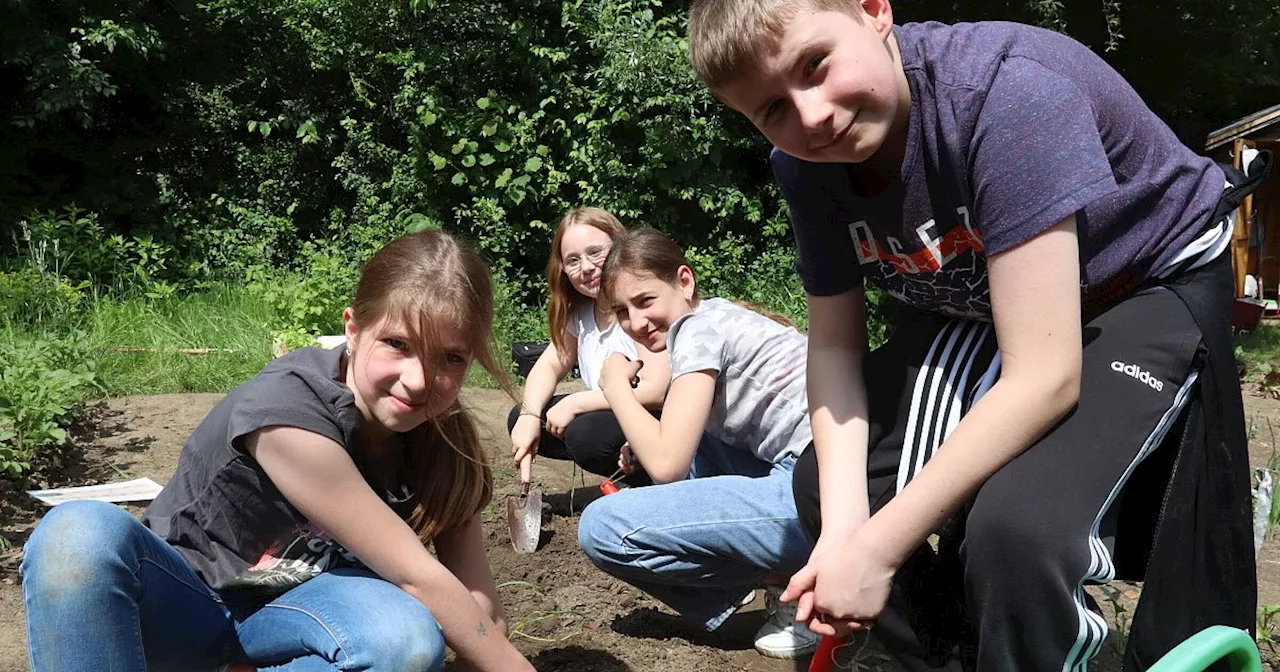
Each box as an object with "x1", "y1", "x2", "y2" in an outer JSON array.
[{"x1": 563, "y1": 245, "x2": 610, "y2": 275}]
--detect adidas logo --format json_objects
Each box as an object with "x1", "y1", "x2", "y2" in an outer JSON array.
[{"x1": 1111, "y1": 361, "x2": 1164, "y2": 391}]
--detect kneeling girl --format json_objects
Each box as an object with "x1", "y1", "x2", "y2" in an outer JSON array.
[
  {"x1": 21, "y1": 231, "x2": 534, "y2": 672},
  {"x1": 577, "y1": 227, "x2": 818, "y2": 659}
]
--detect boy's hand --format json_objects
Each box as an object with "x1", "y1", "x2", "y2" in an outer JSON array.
[
  {"x1": 782, "y1": 527, "x2": 895, "y2": 636},
  {"x1": 600, "y1": 353, "x2": 642, "y2": 393}
]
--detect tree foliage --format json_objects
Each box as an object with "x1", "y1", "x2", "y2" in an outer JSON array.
[{"x1": 2, "y1": 0, "x2": 1278, "y2": 305}]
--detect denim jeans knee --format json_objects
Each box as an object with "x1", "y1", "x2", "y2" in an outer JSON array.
[
  {"x1": 575, "y1": 451, "x2": 811, "y2": 630},
  {"x1": 24, "y1": 501, "x2": 235, "y2": 672},
  {"x1": 235, "y1": 568, "x2": 445, "y2": 672},
  {"x1": 22, "y1": 500, "x2": 139, "y2": 588}
]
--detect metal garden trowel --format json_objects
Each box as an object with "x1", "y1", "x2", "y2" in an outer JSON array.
[{"x1": 506, "y1": 454, "x2": 542, "y2": 553}]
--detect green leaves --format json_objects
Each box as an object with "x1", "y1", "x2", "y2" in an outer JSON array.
[{"x1": 0, "y1": 333, "x2": 100, "y2": 476}]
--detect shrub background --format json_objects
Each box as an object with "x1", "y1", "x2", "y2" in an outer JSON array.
[{"x1": 1, "y1": 0, "x2": 1278, "y2": 478}]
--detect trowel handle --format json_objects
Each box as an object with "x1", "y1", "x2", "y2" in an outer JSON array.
[
  {"x1": 519, "y1": 453, "x2": 533, "y2": 488},
  {"x1": 809, "y1": 634, "x2": 842, "y2": 672}
]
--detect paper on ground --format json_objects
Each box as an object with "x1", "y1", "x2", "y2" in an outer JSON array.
[{"x1": 27, "y1": 478, "x2": 164, "y2": 505}]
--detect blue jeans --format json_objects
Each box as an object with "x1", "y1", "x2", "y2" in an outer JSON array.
[
  {"x1": 577, "y1": 438, "x2": 813, "y2": 630},
  {"x1": 21, "y1": 500, "x2": 445, "y2": 672}
]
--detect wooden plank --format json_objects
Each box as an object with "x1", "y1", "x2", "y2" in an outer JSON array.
[{"x1": 1233, "y1": 139, "x2": 1252, "y2": 297}]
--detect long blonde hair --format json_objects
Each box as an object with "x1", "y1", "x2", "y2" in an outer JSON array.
[
  {"x1": 348, "y1": 230, "x2": 505, "y2": 543},
  {"x1": 546, "y1": 208, "x2": 627, "y2": 353}
]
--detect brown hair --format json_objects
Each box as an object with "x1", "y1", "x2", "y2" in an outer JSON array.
[
  {"x1": 602, "y1": 228, "x2": 796, "y2": 328},
  {"x1": 688, "y1": 0, "x2": 862, "y2": 90},
  {"x1": 348, "y1": 230, "x2": 506, "y2": 543},
  {"x1": 546, "y1": 208, "x2": 627, "y2": 353},
  {"x1": 730, "y1": 300, "x2": 795, "y2": 327},
  {"x1": 601, "y1": 227, "x2": 702, "y2": 305}
]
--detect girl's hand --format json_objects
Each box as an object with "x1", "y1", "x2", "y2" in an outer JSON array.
[
  {"x1": 510, "y1": 414, "x2": 541, "y2": 466},
  {"x1": 545, "y1": 397, "x2": 579, "y2": 438},
  {"x1": 618, "y1": 442, "x2": 636, "y2": 475},
  {"x1": 782, "y1": 527, "x2": 895, "y2": 636},
  {"x1": 600, "y1": 353, "x2": 642, "y2": 393}
]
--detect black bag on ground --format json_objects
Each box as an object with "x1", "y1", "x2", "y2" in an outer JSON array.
[{"x1": 511, "y1": 342, "x2": 548, "y2": 379}]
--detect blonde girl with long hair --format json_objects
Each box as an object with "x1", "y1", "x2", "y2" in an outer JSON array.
[
  {"x1": 22, "y1": 231, "x2": 535, "y2": 672},
  {"x1": 508, "y1": 208, "x2": 670, "y2": 486}
]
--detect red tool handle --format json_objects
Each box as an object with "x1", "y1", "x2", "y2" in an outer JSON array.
[
  {"x1": 600, "y1": 480, "x2": 620, "y2": 495},
  {"x1": 809, "y1": 634, "x2": 842, "y2": 672}
]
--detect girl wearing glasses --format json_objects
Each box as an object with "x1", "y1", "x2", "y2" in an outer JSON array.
[{"x1": 507, "y1": 208, "x2": 670, "y2": 485}]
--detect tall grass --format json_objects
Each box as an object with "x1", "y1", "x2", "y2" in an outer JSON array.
[
  {"x1": 76, "y1": 280, "x2": 537, "y2": 395},
  {"x1": 81, "y1": 285, "x2": 276, "y2": 395}
]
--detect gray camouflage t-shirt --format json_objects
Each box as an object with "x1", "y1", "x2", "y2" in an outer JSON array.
[{"x1": 666, "y1": 298, "x2": 812, "y2": 463}]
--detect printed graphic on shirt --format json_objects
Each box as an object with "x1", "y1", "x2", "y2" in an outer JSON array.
[
  {"x1": 850, "y1": 206, "x2": 993, "y2": 320},
  {"x1": 226, "y1": 525, "x2": 365, "y2": 593},
  {"x1": 667, "y1": 299, "x2": 811, "y2": 463}
]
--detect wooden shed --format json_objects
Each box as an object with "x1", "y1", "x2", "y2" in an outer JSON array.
[{"x1": 1206, "y1": 103, "x2": 1280, "y2": 310}]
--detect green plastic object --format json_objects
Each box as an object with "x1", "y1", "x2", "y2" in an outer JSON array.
[{"x1": 1147, "y1": 626, "x2": 1262, "y2": 672}]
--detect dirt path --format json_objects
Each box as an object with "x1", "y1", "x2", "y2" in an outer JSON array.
[{"x1": 0, "y1": 384, "x2": 1278, "y2": 671}]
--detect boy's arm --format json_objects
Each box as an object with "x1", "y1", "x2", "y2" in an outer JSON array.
[
  {"x1": 806, "y1": 287, "x2": 873, "y2": 539},
  {"x1": 794, "y1": 216, "x2": 1083, "y2": 631},
  {"x1": 600, "y1": 353, "x2": 713, "y2": 483},
  {"x1": 867, "y1": 215, "x2": 1082, "y2": 562}
]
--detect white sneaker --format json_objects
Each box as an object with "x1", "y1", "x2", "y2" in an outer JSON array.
[{"x1": 753, "y1": 585, "x2": 821, "y2": 659}]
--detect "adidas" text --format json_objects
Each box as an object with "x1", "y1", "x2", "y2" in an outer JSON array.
[{"x1": 1111, "y1": 361, "x2": 1164, "y2": 391}]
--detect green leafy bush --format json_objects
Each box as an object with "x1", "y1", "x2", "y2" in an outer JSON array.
[
  {"x1": 253, "y1": 246, "x2": 360, "y2": 339},
  {"x1": 0, "y1": 269, "x2": 90, "y2": 329},
  {"x1": 0, "y1": 333, "x2": 101, "y2": 475},
  {"x1": 14, "y1": 207, "x2": 179, "y2": 299}
]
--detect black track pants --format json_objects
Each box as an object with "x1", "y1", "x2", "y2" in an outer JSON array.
[{"x1": 794, "y1": 283, "x2": 1207, "y2": 671}]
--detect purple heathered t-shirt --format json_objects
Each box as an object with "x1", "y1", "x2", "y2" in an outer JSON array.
[{"x1": 774, "y1": 21, "x2": 1226, "y2": 320}]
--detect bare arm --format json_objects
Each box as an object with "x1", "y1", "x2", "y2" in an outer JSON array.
[
  {"x1": 550, "y1": 345, "x2": 671, "y2": 419},
  {"x1": 806, "y1": 287, "x2": 873, "y2": 540},
  {"x1": 600, "y1": 353, "x2": 714, "y2": 483},
  {"x1": 435, "y1": 514, "x2": 507, "y2": 635},
  {"x1": 631, "y1": 344, "x2": 672, "y2": 409},
  {"x1": 248, "y1": 428, "x2": 533, "y2": 672},
  {"x1": 861, "y1": 215, "x2": 1083, "y2": 566},
  {"x1": 518, "y1": 339, "x2": 576, "y2": 417},
  {"x1": 512, "y1": 340, "x2": 577, "y2": 463}
]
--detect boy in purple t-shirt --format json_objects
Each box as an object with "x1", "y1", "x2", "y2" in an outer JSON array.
[{"x1": 688, "y1": 0, "x2": 1259, "y2": 669}]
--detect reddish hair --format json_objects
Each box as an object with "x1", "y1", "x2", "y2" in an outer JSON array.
[{"x1": 546, "y1": 208, "x2": 626, "y2": 353}]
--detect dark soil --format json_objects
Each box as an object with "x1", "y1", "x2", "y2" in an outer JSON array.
[{"x1": 1, "y1": 384, "x2": 1278, "y2": 671}]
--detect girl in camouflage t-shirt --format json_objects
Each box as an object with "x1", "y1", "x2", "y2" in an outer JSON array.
[{"x1": 577, "y1": 227, "x2": 820, "y2": 660}]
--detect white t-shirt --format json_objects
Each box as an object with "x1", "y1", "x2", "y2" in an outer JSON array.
[
  {"x1": 666, "y1": 298, "x2": 812, "y2": 463},
  {"x1": 568, "y1": 302, "x2": 639, "y2": 390}
]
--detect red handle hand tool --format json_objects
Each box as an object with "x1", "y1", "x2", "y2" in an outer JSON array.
[
  {"x1": 808, "y1": 634, "x2": 842, "y2": 672},
  {"x1": 599, "y1": 465, "x2": 626, "y2": 495}
]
